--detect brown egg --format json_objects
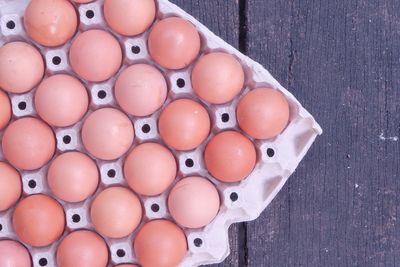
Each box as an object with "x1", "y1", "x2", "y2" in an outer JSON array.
[
  {"x1": 2, "y1": 117, "x2": 55, "y2": 170},
  {"x1": 24, "y1": 0, "x2": 78, "y2": 47},
  {"x1": 159, "y1": 99, "x2": 210, "y2": 151},
  {"x1": 104, "y1": 0, "x2": 156, "y2": 36},
  {"x1": 192, "y1": 52, "x2": 245, "y2": 104},
  {"x1": 0, "y1": 90, "x2": 11, "y2": 130},
  {"x1": 57, "y1": 230, "x2": 109, "y2": 267},
  {"x1": 90, "y1": 187, "x2": 142, "y2": 238},
  {"x1": 0, "y1": 240, "x2": 31, "y2": 267},
  {"x1": 0, "y1": 162, "x2": 21, "y2": 212},
  {"x1": 168, "y1": 177, "x2": 220, "y2": 228},
  {"x1": 69, "y1": 30, "x2": 122, "y2": 82},
  {"x1": 237, "y1": 88, "x2": 290, "y2": 139},
  {"x1": 13, "y1": 194, "x2": 65, "y2": 247},
  {"x1": 134, "y1": 220, "x2": 187, "y2": 267},
  {"x1": 124, "y1": 143, "x2": 177, "y2": 196},
  {"x1": 35, "y1": 74, "x2": 89, "y2": 127},
  {"x1": 205, "y1": 131, "x2": 256, "y2": 183},
  {"x1": 0, "y1": 42, "x2": 44, "y2": 94},
  {"x1": 81, "y1": 108, "x2": 134, "y2": 160},
  {"x1": 115, "y1": 64, "x2": 167, "y2": 117},
  {"x1": 148, "y1": 17, "x2": 201, "y2": 70},
  {"x1": 48, "y1": 152, "x2": 99, "y2": 203}
]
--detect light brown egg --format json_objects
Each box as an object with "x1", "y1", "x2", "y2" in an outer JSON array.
[
  {"x1": 0, "y1": 42, "x2": 44, "y2": 94},
  {"x1": 57, "y1": 230, "x2": 109, "y2": 267},
  {"x1": 204, "y1": 131, "x2": 256, "y2": 183},
  {"x1": 13, "y1": 194, "x2": 65, "y2": 247},
  {"x1": 81, "y1": 108, "x2": 134, "y2": 160},
  {"x1": 48, "y1": 152, "x2": 99, "y2": 203},
  {"x1": 134, "y1": 220, "x2": 187, "y2": 267},
  {"x1": 192, "y1": 52, "x2": 245, "y2": 104},
  {"x1": 0, "y1": 90, "x2": 11, "y2": 130},
  {"x1": 90, "y1": 187, "x2": 142, "y2": 238},
  {"x1": 69, "y1": 30, "x2": 122, "y2": 82},
  {"x1": 115, "y1": 64, "x2": 167, "y2": 117},
  {"x1": 0, "y1": 162, "x2": 21, "y2": 212},
  {"x1": 168, "y1": 177, "x2": 220, "y2": 228},
  {"x1": 159, "y1": 99, "x2": 210, "y2": 151},
  {"x1": 124, "y1": 142, "x2": 176, "y2": 196},
  {"x1": 148, "y1": 17, "x2": 201, "y2": 70},
  {"x1": 0, "y1": 240, "x2": 31, "y2": 267},
  {"x1": 24, "y1": 0, "x2": 78, "y2": 47},
  {"x1": 2, "y1": 117, "x2": 55, "y2": 170},
  {"x1": 237, "y1": 88, "x2": 290, "y2": 139},
  {"x1": 35, "y1": 74, "x2": 89, "y2": 127},
  {"x1": 104, "y1": 0, "x2": 156, "y2": 36}
]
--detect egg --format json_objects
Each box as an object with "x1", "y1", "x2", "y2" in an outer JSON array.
[
  {"x1": 0, "y1": 90, "x2": 11, "y2": 130},
  {"x1": 0, "y1": 42, "x2": 44, "y2": 94},
  {"x1": 205, "y1": 131, "x2": 256, "y2": 183},
  {"x1": 24, "y1": 0, "x2": 78, "y2": 47},
  {"x1": 134, "y1": 220, "x2": 187, "y2": 267},
  {"x1": 192, "y1": 52, "x2": 245, "y2": 104},
  {"x1": 124, "y1": 142, "x2": 176, "y2": 196},
  {"x1": 168, "y1": 177, "x2": 220, "y2": 228},
  {"x1": 57, "y1": 230, "x2": 109, "y2": 267},
  {"x1": 69, "y1": 30, "x2": 122, "y2": 82},
  {"x1": 237, "y1": 88, "x2": 290, "y2": 139},
  {"x1": 48, "y1": 152, "x2": 99, "y2": 203},
  {"x1": 159, "y1": 99, "x2": 210, "y2": 151},
  {"x1": 35, "y1": 74, "x2": 89, "y2": 127},
  {"x1": 148, "y1": 17, "x2": 201, "y2": 70},
  {"x1": 0, "y1": 240, "x2": 31, "y2": 267},
  {"x1": 115, "y1": 64, "x2": 167, "y2": 117},
  {"x1": 90, "y1": 187, "x2": 142, "y2": 238},
  {"x1": 81, "y1": 108, "x2": 134, "y2": 160},
  {"x1": 13, "y1": 194, "x2": 65, "y2": 247},
  {"x1": 0, "y1": 162, "x2": 21, "y2": 212},
  {"x1": 104, "y1": 0, "x2": 156, "y2": 36},
  {"x1": 2, "y1": 117, "x2": 55, "y2": 170}
]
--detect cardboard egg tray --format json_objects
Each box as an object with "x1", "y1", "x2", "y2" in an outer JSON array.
[{"x1": 0, "y1": 0, "x2": 322, "y2": 266}]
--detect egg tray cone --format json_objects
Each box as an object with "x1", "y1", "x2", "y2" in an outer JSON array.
[{"x1": 0, "y1": 0, "x2": 322, "y2": 266}]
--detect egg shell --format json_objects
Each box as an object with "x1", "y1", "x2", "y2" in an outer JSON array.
[
  {"x1": 158, "y1": 99, "x2": 210, "y2": 151},
  {"x1": 0, "y1": 42, "x2": 44, "y2": 94},
  {"x1": 237, "y1": 88, "x2": 290, "y2": 139},
  {"x1": 115, "y1": 64, "x2": 167, "y2": 117},
  {"x1": 0, "y1": 240, "x2": 31, "y2": 267},
  {"x1": 81, "y1": 108, "x2": 134, "y2": 160},
  {"x1": 148, "y1": 17, "x2": 201, "y2": 70},
  {"x1": 90, "y1": 187, "x2": 142, "y2": 238},
  {"x1": 168, "y1": 176, "x2": 220, "y2": 228},
  {"x1": 124, "y1": 142, "x2": 177, "y2": 196},
  {"x1": 24, "y1": 0, "x2": 78, "y2": 47},
  {"x1": 104, "y1": 0, "x2": 156, "y2": 36},
  {"x1": 12, "y1": 194, "x2": 65, "y2": 247},
  {"x1": 134, "y1": 220, "x2": 187, "y2": 267},
  {"x1": 0, "y1": 162, "x2": 21, "y2": 212},
  {"x1": 2, "y1": 117, "x2": 56, "y2": 170},
  {"x1": 56, "y1": 230, "x2": 109, "y2": 267},
  {"x1": 47, "y1": 152, "x2": 99, "y2": 203},
  {"x1": 0, "y1": 90, "x2": 11, "y2": 130},
  {"x1": 69, "y1": 30, "x2": 122, "y2": 82},
  {"x1": 204, "y1": 131, "x2": 257, "y2": 183},
  {"x1": 192, "y1": 52, "x2": 245, "y2": 104},
  {"x1": 34, "y1": 74, "x2": 89, "y2": 127}
]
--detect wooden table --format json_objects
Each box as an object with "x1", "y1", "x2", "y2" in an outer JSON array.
[{"x1": 171, "y1": 0, "x2": 400, "y2": 266}]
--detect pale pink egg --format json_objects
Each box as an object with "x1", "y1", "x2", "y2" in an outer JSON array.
[
  {"x1": 35, "y1": 74, "x2": 89, "y2": 127},
  {"x1": 81, "y1": 108, "x2": 134, "y2": 160},
  {"x1": 0, "y1": 90, "x2": 11, "y2": 130},
  {"x1": 0, "y1": 240, "x2": 31, "y2": 267},
  {"x1": 0, "y1": 162, "x2": 21, "y2": 212},
  {"x1": 0, "y1": 42, "x2": 44, "y2": 94}
]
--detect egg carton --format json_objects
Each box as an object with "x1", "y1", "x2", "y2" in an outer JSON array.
[{"x1": 0, "y1": 0, "x2": 322, "y2": 266}]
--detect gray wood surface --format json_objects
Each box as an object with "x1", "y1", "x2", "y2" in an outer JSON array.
[{"x1": 172, "y1": 0, "x2": 400, "y2": 266}]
